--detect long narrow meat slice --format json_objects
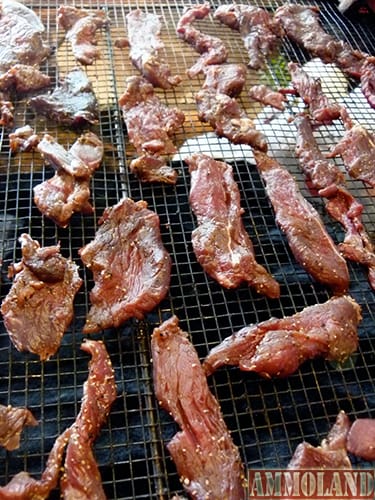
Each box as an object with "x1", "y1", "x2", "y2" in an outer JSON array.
[
  {"x1": 0, "y1": 339, "x2": 116, "y2": 500},
  {"x1": 203, "y1": 295, "x2": 361, "y2": 377},
  {"x1": 347, "y1": 418, "x2": 375, "y2": 461},
  {"x1": 327, "y1": 112, "x2": 375, "y2": 188},
  {"x1": 60, "y1": 339, "x2": 117, "y2": 499},
  {"x1": 196, "y1": 89, "x2": 268, "y2": 151},
  {"x1": 287, "y1": 411, "x2": 352, "y2": 469},
  {"x1": 286, "y1": 62, "x2": 342, "y2": 124},
  {"x1": 248, "y1": 84, "x2": 286, "y2": 111},
  {"x1": 202, "y1": 63, "x2": 247, "y2": 97},
  {"x1": 186, "y1": 153, "x2": 280, "y2": 297},
  {"x1": 126, "y1": 9, "x2": 181, "y2": 89},
  {"x1": 58, "y1": 5, "x2": 110, "y2": 65},
  {"x1": 0, "y1": 234, "x2": 82, "y2": 360},
  {"x1": 254, "y1": 151, "x2": 350, "y2": 293},
  {"x1": 30, "y1": 68, "x2": 99, "y2": 127},
  {"x1": 214, "y1": 4, "x2": 283, "y2": 70},
  {"x1": 79, "y1": 197, "x2": 172, "y2": 334},
  {"x1": 0, "y1": 404, "x2": 38, "y2": 451},
  {"x1": 176, "y1": 3, "x2": 228, "y2": 78},
  {"x1": 295, "y1": 114, "x2": 375, "y2": 290},
  {"x1": 152, "y1": 315, "x2": 246, "y2": 499},
  {"x1": 360, "y1": 58, "x2": 375, "y2": 109},
  {"x1": 119, "y1": 75, "x2": 185, "y2": 183}
]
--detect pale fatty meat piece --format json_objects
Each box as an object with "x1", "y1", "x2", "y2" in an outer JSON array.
[
  {"x1": 254, "y1": 151, "x2": 350, "y2": 293},
  {"x1": 0, "y1": 339, "x2": 116, "y2": 500},
  {"x1": 214, "y1": 4, "x2": 283, "y2": 70},
  {"x1": 1, "y1": 234, "x2": 82, "y2": 360},
  {"x1": 58, "y1": 5, "x2": 110, "y2": 65},
  {"x1": 9, "y1": 125, "x2": 40, "y2": 154},
  {"x1": 0, "y1": 64, "x2": 50, "y2": 93},
  {"x1": 152, "y1": 315, "x2": 246, "y2": 499},
  {"x1": 126, "y1": 9, "x2": 181, "y2": 89},
  {"x1": 203, "y1": 295, "x2": 361, "y2": 377},
  {"x1": 176, "y1": 2, "x2": 228, "y2": 78},
  {"x1": 0, "y1": 404, "x2": 38, "y2": 451},
  {"x1": 287, "y1": 411, "x2": 352, "y2": 469},
  {"x1": 202, "y1": 63, "x2": 247, "y2": 97},
  {"x1": 347, "y1": 418, "x2": 375, "y2": 461},
  {"x1": 29, "y1": 68, "x2": 99, "y2": 126},
  {"x1": 186, "y1": 153, "x2": 280, "y2": 297},
  {"x1": 79, "y1": 197, "x2": 172, "y2": 334}
]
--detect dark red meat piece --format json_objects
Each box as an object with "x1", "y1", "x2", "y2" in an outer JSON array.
[
  {"x1": 0, "y1": 234, "x2": 82, "y2": 360},
  {"x1": 79, "y1": 197, "x2": 172, "y2": 334},
  {"x1": 126, "y1": 9, "x2": 181, "y2": 89},
  {"x1": 186, "y1": 153, "x2": 280, "y2": 297},
  {"x1": 58, "y1": 5, "x2": 110, "y2": 65},
  {"x1": 287, "y1": 411, "x2": 352, "y2": 469},
  {"x1": 202, "y1": 63, "x2": 247, "y2": 97},
  {"x1": 203, "y1": 295, "x2": 361, "y2": 377},
  {"x1": 214, "y1": 4, "x2": 283, "y2": 70},
  {"x1": 347, "y1": 418, "x2": 375, "y2": 461},
  {"x1": 196, "y1": 88, "x2": 268, "y2": 151},
  {"x1": 0, "y1": 404, "x2": 38, "y2": 451},
  {"x1": 254, "y1": 151, "x2": 350, "y2": 293},
  {"x1": 248, "y1": 84, "x2": 286, "y2": 111},
  {"x1": 176, "y1": 3, "x2": 228, "y2": 78},
  {"x1": 152, "y1": 315, "x2": 246, "y2": 499}
]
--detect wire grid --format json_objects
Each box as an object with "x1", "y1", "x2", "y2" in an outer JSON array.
[{"x1": 0, "y1": 0, "x2": 374, "y2": 498}]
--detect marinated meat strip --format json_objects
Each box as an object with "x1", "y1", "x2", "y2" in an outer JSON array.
[
  {"x1": 79, "y1": 197, "x2": 172, "y2": 334},
  {"x1": 203, "y1": 295, "x2": 361, "y2": 377},
  {"x1": 248, "y1": 84, "x2": 286, "y2": 111},
  {"x1": 286, "y1": 62, "x2": 342, "y2": 124},
  {"x1": 33, "y1": 132, "x2": 103, "y2": 227},
  {"x1": 327, "y1": 112, "x2": 375, "y2": 188},
  {"x1": 287, "y1": 411, "x2": 352, "y2": 469},
  {"x1": 347, "y1": 418, "x2": 375, "y2": 461},
  {"x1": 0, "y1": 92, "x2": 14, "y2": 126},
  {"x1": 214, "y1": 4, "x2": 283, "y2": 70},
  {"x1": 0, "y1": 64, "x2": 50, "y2": 94},
  {"x1": 295, "y1": 114, "x2": 375, "y2": 290},
  {"x1": 58, "y1": 5, "x2": 110, "y2": 65},
  {"x1": 30, "y1": 68, "x2": 99, "y2": 127},
  {"x1": 126, "y1": 9, "x2": 181, "y2": 89},
  {"x1": 202, "y1": 63, "x2": 247, "y2": 97},
  {"x1": 360, "y1": 58, "x2": 375, "y2": 109},
  {"x1": 0, "y1": 0, "x2": 51, "y2": 73},
  {"x1": 196, "y1": 88, "x2": 268, "y2": 151},
  {"x1": 176, "y1": 3, "x2": 228, "y2": 78},
  {"x1": 0, "y1": 339, "x2": 116, "y2": 500},
  {"x1": 119, "y1": 75, "x2": 185, "y2": 183},
  {"x1": 186, "y1": 153, "x2": 280, "y2": 297},
  {"x1": 253, "y1": 151, "x2": 350, "y2": 293},
  {"x1": 0, "y1": 234, "x2": 82, "y2": 360},
  {"x1": 9, "y1": 125, "x2": 40, "y2": 153},
  {"x1": 152, "y1": 315, "x2": 246, "y2": 499},
  {"x1": 61, "y1": 339, "x2": 117, "y2": 499},
  {"x1": 0, "y1": 404, "x2": 38, "y2": 451}
]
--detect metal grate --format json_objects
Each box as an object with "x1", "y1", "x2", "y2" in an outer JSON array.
[{"x1": 0, "y1": 0, "x2": 374, "y2": 498}]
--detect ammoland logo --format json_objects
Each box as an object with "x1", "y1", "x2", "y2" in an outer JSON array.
[{"x1": 248, "y1": 469, "x2": 375, "y2": 499}]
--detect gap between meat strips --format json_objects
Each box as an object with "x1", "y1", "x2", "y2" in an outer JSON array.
[
  {"x1": 118, "y1": 75, "x2": 185, "y2": 183},
  {"x1": 176, "y1": 2, "x2": 228, "y2": 78},
  {"x1": 253, "y1": 151, "x2": 350, "y2": 293},
  {"x1": 152, "y1": 315, "x2": 246, "y2": 500},
  {"x1": 126, "y1": 9, "x2": 181, "y2": 89},
  {"x1": 295, "y1": 114, "x2": 375, "y2": 290},
  {"x1": 274, "y1": 3, "x2": 375, "y2": 109},
  {"x1": 0, "y1": 339, "x2": 117, "y2": 500},
  {"x1": 203, "y1": 295, "x2": 361, "y2": 378},
  {"x1": 0, "y1": 234, "x2": 82, "y2": 361},
  {"x1": 33, "y1": 131, "x2": 104, "y2": 228},
  {"x1": 186, "y1": 153, "x2": 280, "y2": 298},
  {"x1": 214, "y1": 3, "x2": 283, "y2": 70},
  {"x1": 58, "y1": 5, "x2": 110, "y2": 66},
  {"x1": 0, "y1": 404, "x2": 38, "y2": 452},
  {"x1": 79, "y1": 197, "x2": 171, "y2": 334}
]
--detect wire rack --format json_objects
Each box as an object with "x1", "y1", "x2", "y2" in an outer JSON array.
[{"x1": 0, "y1": 0, "x2": 374, "y2": 498}]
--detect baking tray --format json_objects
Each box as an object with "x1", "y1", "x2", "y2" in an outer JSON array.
[{"x1": 0, "y1": 0, "x2": 374, "y2": 498}]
